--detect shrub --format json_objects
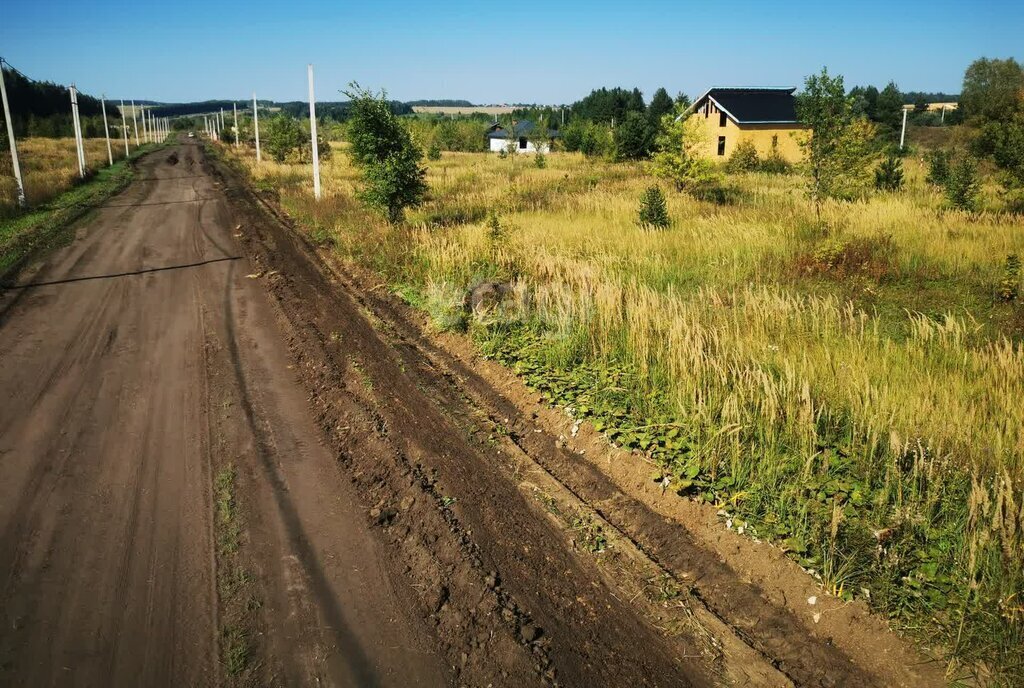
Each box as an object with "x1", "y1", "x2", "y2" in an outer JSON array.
[
  {"x1": 263, "y1": 115, "x2": 305, "y2": 162},
  {"x1": 651, "y1": 115, "x2": 722, "y2": 194},
  {"x1": 497, "y1": 148, "x2": 508, "y2": 160},
  {"x1": 726, "y1": 138, "x2": 760, "y2": 172},
  {"x1": 998, "y1": 254, "x2": 1020, "y2": 301},
  {"x1": 534, "y1": 150, "x2": 547, "y2": 168},
  {"x1": 637, "y1": 185, "x2": 670, "y2": 229},
  {"x1": 874, "y1": 156, "x2": 905, "y2": 191},
  {"x1": 427, "y1": 142, "x2": 441, "y2": 160},
  {"x1": 345, "y1": 83, "x2": 427, "y2": 223},
  {"x1": 945, "y1": 157, "x2": 981, "y2": 212},
  {"x1": 614, "y1": 111, "x2": 655, "y2": 160},
  {"x1": 926, "y1": 149, "x2": 952, "y2": 186},
  {"x1": 485, "y1": 210, "x2": 505, "y2": 242}
]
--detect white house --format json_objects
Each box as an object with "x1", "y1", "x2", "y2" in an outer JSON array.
[{"x1": 485, "y1": 120, "x2": 558, "y2": 154}]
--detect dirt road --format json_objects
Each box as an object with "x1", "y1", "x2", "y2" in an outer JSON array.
[
  {"x1": 0, "y1": 141, "x2": 945, "y2": 687},
  {"x1": 0, "y1": 142, "x2": 448, "y2": 686}
]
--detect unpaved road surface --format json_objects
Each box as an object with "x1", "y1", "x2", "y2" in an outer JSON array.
[{"x1": 0, "y1": 141, "x2": 946, "y2": 688}]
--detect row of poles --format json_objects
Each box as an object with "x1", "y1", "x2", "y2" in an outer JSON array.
[
  {"x1": 0, "y1": 57, "x2": 171, "y2": 208},
  {"x1": 197, "y1": 64, "x2": 320, "y2": 200},
  {"x1": 2, "y1": 60, "x2": 324, "y2": 207}
]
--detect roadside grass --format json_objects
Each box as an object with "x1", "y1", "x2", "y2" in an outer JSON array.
[
  {"x1": 212, "y1": 464, "x2": 255, "y2": 681},
  {"x1": 0, "y1": 139, "x2": 159, "y2": 278},
  {"x1": 0, "y1": 137, "x2": 141, "y2": 214},
  {"x1": 222, "y1": 136, "x2": 1024, "y2": 683}
]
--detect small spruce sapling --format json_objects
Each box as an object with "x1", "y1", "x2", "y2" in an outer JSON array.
[
  {"x1": 998, "y1": 254, "x2": 1020, "y2": 301},
  {"x1": 874, "y1": 156, "x2": 905, "y2": 191},
  {"x1": 638, "y1": 186, "x2": 671, "y2": 229},
  {"x1": 945, "y1": 157, "x2": 981, "y2": 212}
]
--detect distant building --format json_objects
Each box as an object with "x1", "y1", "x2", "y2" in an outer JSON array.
[
  {"x1": 485, "y1": 120, "x2": 559, "y2": 154},
  {"x1": 681, "y1": 87, "x2": 806, "y2": 162}
]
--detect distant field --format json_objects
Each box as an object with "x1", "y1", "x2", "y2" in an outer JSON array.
[{"x1": 412, "y1": 105, "x2": 516, "y2": 116}]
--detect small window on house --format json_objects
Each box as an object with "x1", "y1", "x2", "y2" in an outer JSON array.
[
  {"x1": 519, "y1": 137, "x2": 527, "y2": 149},
  {"x1": 719, "y1": 112, "x2": 727, "y2": 127},
  {"x1": 717, "y1": 136, "x2": 726, "y2": 156}
]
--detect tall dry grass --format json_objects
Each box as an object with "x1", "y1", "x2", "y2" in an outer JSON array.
[
  {"x1": 226, "y1": 140, "x2": 1024, "y2": 679},
  {"x1": 0, "y1": 137, "x2": 134, "y2": 214}
]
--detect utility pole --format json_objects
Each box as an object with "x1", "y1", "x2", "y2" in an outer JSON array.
[
  {"x1": 120, "y1": 100, "x2": 129, "y2": 156},
  {"x1": 0, "y1": 61, "x2": 26, "y2": 206},
  {"x1": 131, "y1": 100, "x2": 140, "y2": 146},
  {"x1": 101, "y1": 96, "x2": 113, "y2": 165},
  {"x1": 252, "y1": 92, "x2": 261, "y2": 162},
  {"x1": 70, "y1": 84, "x2": 85, "y2": 178},
  {"x1": 308, "y1": 64, "x2": 321, "y2": 200},
  {"x1": 899, "y1": 107, "x2": 908, "y2": 150},
  {"x1": 0, "y1": 58, "x2": 26, "y2": 209},
  {"x1": 233, "y1": 102, "x2": 239, "y2": 148}
]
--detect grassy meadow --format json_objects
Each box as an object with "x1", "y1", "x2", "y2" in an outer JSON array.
[
  {"x1": 0, "y1": 137, "x2": 138, "y2": 216},
  {"x1": 229, "y1": 135, "x2": 1023, "y2": 680}
]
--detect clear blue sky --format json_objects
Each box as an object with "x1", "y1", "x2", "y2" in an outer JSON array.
[{"x1": 1, "y1": 0, "x2": 1020, "y2": 104}]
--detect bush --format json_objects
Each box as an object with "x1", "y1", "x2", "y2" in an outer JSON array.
[
  {"x1": 726, "y1": 139, "x2": 760, "y2": 172},
  {"x1": 263, "y1": 115, "x2": 305, "y2": 162},
  {"x1": 533, "y1": 150, "x2": 547, "y2": 168},
  {"x1": 561, "y1": 119, "x2": 612, "y2": 157},
  {"x1": 945, "y1": 157, "x2": 981, "y2": 212},
  {"x1": 345, "y1": 83, "x2": 427, "y2": 223},
  {"x1": 427, "y1": 142, "x2": 441, "y2": 160},
  {"x1": 926, "y1": 149, "x2": 952, "y2": 186},
  {"x1": 637, "y1": 186, "x2": 670, "y2": 229},
  {"x1": 497, "y1": 148, "x2": 508, "y2": 160},
  {"x1": 614, "y1": 111, "x2": 655, "y2": 160},
  {"x1": 874, "y1": 156, "x2": 905, "y2": 191}
]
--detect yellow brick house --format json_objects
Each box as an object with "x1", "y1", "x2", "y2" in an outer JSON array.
[{"x1": 682, "y1": 87, "x2": 806, "y2": 162}]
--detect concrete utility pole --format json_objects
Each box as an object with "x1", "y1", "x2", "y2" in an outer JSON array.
[
  {"x1": 233, "y1": 102, "x2": 239, "y2": 148},
  {"x1": 307, "y1": 64, "x2": 321, "y2": 200},
  {"x1": 0, "y1": 59, "x2": 27, "y2": 207},
  {"x1": 101, "y1": 96, "x2": 113, "y2": 165},
  {"x1": 252, "y1": 92, "x2": 261, "y2": 162},
  {"x1": 120, "y1": 100, "x2": 129, "y2": 156},
  {"x1": 70, "y1": 85, "x2": 85, "y2": 178},
  {"x1": 899, "y1": 108, "x2": 908, "y2": 150},
  {"x1": 131, "y1": 100, "x2": 140, "y2": 146}
]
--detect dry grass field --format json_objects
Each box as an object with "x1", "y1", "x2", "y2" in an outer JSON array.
[
  {"x1": 0, "y1": 137, "x2": 139, "y2": 214},
  {"x1": 204, "y1": 137, "x2": 1024, "y2": 680}
]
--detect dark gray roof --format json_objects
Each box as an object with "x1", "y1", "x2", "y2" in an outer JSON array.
[
  {"x1": 485, "y1": 119, "x2": 560, "y2": 139},
  {"x1": 688, "y1": 87, "x2": 799, "y2": 124}
]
